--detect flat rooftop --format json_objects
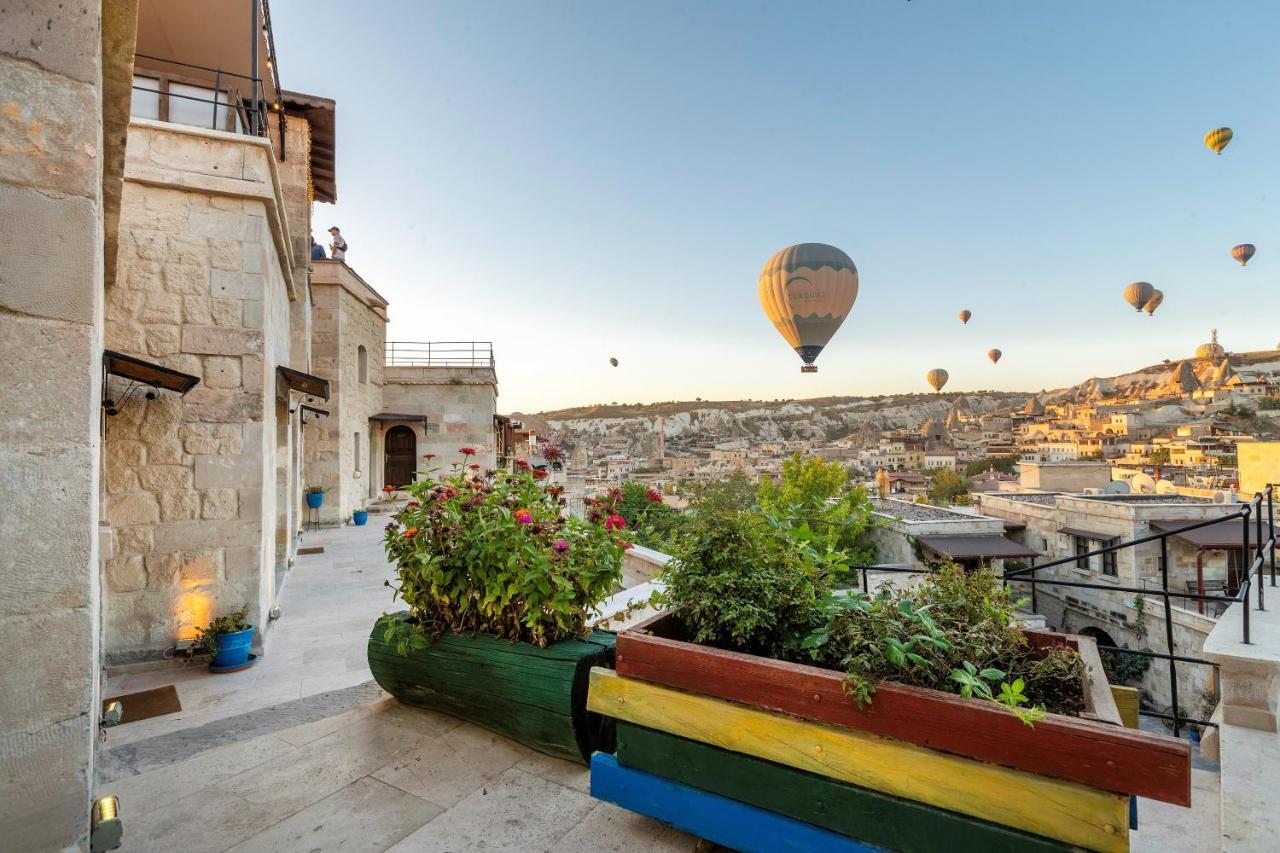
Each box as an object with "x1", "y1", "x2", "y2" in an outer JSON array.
[{"x1": 870, "y1": 498, "x2": 990, "y2": 523}]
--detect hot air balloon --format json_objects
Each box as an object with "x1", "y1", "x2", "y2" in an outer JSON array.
[
  {"x1": 959, "y1": 309, "x2": 971, "y2": 325},
  {"x1": 609, "y1": 357, "x2": 618, "y2": 367},
  {"x1": 1204, "y1": 127, "x2": 1233, "y2": 154},
  {"x1": 758, "y1": 243, "x2": 859, "y2": 373},
  {"x1": 926, "y1": 369, "x2": 949, "y2": 393},
  {"x1": 1143, "y1": 289, "x2": 1164, "y2": 316},
  {"x1": 1232, "y1": 244, "x2": 1256, "y2": 267},
  {"x1": 1123, "y1": 282, "x2": 1155, "y2": 312},
  {"x1": 987, "y1": 349, "x2": 1002, "y2": 365}
]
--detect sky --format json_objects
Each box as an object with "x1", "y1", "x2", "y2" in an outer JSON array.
[{"x1": 271, "y1": 1, "x2": 1280, "y2": 413}]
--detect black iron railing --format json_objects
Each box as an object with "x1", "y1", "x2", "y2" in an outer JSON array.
[
  {"x1": 385, "y1": 342, "x2": 495, "y2": 368},
  {"x1": 849, "y1": 491, "x2": 1276, "y2": 737}
]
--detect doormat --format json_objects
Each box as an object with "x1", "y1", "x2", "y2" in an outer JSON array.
[
  {"x1": 298, "y1": 546, "x2": 325, "y2": 555},
  {"x1": 103, "y1": 685, "x2": 182, "y2": 725}
]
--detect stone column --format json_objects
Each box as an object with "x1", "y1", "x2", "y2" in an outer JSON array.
[{"x1": 0, "y1": 1, "x2": 128, "y2": 847}]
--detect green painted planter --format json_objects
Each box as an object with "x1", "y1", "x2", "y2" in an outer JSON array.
[{"x1": 368, "y1": 612, "x2": 616, "y2": 763}]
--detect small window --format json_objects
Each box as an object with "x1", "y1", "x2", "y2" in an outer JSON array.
[
  {"x1": 1102, "y1": 541, "x2": 1118, "y2": 577},
  {"x1": 1074, "y1": 536, "x2": 1090, "y2": 570},
  {"x1": 354, "y1": 431, "x2": 361, "y2": 472},
  {"x1": 131, "y1": 76, "x2": 160, "y2": 120},
  {"x1": 358, "y1": 345, "x2": 368, "y2": 384}
]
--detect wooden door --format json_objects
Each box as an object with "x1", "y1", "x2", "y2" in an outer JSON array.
[{"x1": 384, "y1": 425, "x2": 416, "y2": 489}]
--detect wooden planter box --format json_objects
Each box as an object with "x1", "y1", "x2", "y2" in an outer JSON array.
[
  {"x1": 587, "y1": 613, "x2": 1192, "y2": 853},
  {"x1": 368, "y1": 612, "x2": 616, "y2": 763}
]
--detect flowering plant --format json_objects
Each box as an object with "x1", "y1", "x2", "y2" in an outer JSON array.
[{"x1": 381, "y1": 450, "x2": 630, "y2": 648}]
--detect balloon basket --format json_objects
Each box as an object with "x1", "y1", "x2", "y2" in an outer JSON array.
[{"x1": 801, "y1": 365, "x2": 817, "y2": 374}]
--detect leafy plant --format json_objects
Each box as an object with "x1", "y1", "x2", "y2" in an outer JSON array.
[
  {"x1": 799, "y1": 565, "x2": 1085, "y2": 717},
  {"x1": 305, "y1": 485, "x2": 328, "y2": 495},
  {"x1": 757, "y1": 453, "x2": 878, "y2": 565},
  {"x1": 611, "y1": 482, "x2": 686, "y2": 549},
  {"x1": 1100, "y1": 646, "x2": 1152, "y2": 685},
  {"x1": 655, "y1": 508, "x2": 832, "y2": 659},
  {"x1": 382, "y1": 449, "x2": 629, "y2": 649},
  {"x1": 927, "y1": 468, "x2": 972, "y2": 506},
  {"x1": 194, "y1": 604, "x2": 250, "y2": 657}
]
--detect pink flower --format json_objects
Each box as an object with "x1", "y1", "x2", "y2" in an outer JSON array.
[
  {"x1": 553, "y1": 538, "x2": 569, "y2": 552},
  {"x1": 645, "y1": 489, "x2": 663, "y2": 503},
  {"x1": 515, "y1": 509, "x2": 533, "y2": 525},
  {"x1": 604, "y1": 514, "x2": 627, "y2": 531},
  {"x1": 459, "y1": 447, "x2": 477, "y2": 457}
]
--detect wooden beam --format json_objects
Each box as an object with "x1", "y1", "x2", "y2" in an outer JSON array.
[
  {"x1": 590, "y1": 753, "x2": 880, "y2": 853},
  {"x1": 615, "y1": 624, "x2": 1190, "y2": 805},
  {"x1": 588, "y1": 668, "x2": 1130, "y2": 853},
  {"x1": 616, "y1": 723, "x2": 1079, "y2": 853}
]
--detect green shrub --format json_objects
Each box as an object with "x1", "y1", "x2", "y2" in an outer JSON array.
[
  {"x1": 656, "y1": 509, "x2": 831, "y2": 658},
  {"x1": 383, "y1": 450, "x2": 629, "y2": 648},
  {"x1": 194, "y1": 604, "x2": 250, "y2": 657},
  {"x1": 799, "y1": 565, "x2": 1085, "y2": 718},
  {"x1": 757, "y1": 453, "x2": 877, "y2": 564}
]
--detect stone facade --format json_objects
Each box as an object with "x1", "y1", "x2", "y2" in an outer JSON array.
[
  {"x1": 304, "y1": 261, "x2": 388, "y2": 523},
  {"x1": 100, "y1": 120, "x2": 305, "y2": 663},
  {"x1": 381, "y1": 365, "x2": 500, "y2": 471},
  {"x1": 0, "y1": 1, "x2": 137, "y2": 846}
]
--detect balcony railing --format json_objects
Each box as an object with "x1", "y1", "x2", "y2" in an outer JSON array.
[{"x1": 385, "y1": 341, "x2": 495, "y2": 368}]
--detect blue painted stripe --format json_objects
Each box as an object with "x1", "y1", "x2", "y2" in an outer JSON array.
[{"x1": 590, "y1": 753, "x2": 884, "y2": 853}]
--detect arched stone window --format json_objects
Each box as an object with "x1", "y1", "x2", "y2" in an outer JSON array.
[{"x1": 357, "y1": 345, "x2": 368, "y2": 384}]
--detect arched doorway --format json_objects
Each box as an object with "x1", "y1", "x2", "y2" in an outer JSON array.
[{"x1": 384, "y1": 425, "x2": 416, "y2": 490}]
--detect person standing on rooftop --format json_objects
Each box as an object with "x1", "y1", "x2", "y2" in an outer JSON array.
[
  {"x1": 329, "y1": 226, "x2": 348, "y2": 261},
  {"x1": 310, "y1": 236, "x2": 326, "y2": 261}
]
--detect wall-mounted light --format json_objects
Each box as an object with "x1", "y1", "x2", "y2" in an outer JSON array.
[
  {"x1": 101, "y1": 700, "x2": 124, "y2": 728},
  {"x1": 90, "y1": 795, "x2": 123, "y2": 852},
  {"x1": 269, "y1": 603, "x2": 282, "y2": 621}
]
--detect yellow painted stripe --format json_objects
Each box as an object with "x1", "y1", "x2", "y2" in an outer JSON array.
[
  {"x1": 589, "y1": 668, "x2": 1128, "y2": 853},
  {"x1": 1111, "y1": 685, "x2": 1141, "y2": 730}
]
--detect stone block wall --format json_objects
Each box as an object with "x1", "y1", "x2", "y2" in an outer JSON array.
[
  {"x1": 0, "y1": 0, "x2": 123, "y2": 846},
  {"x1": 382, "y1": 366, "x2": 499, "y2": 470},
  {"x1": 101, "y1": 122, "x2": 296, "y2": 663}
]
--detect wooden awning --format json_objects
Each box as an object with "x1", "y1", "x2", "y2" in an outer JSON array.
[
  {"x1": 1150, "y1": 519, "x2": 1277, "y2": 551},
  {"x1": 104, "y1": 350, "x2": 199, "y2": 394},
  {"x1": 369, "y1": 413, "x2": 428, "y2": 423},
  {"x1": 276, "y1": 366, "x2": 330, "y2": 401},
  {"x1": 918, "y1": 535, "x2": 1040, "y2": 560}
]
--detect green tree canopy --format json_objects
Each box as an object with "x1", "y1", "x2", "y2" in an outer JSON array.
[
  {"x1": 964, "y1": 456, "x2": 1018, "y2": 477},
  {"x1": 928, "y1": 468, "x2": 972, "y2": 506},
  {"x1": 758, "y1": 453, "x2": 877, "y2": 565}
]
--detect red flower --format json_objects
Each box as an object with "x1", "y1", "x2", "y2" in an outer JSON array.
[
  {"x1": 459, "y1": 447, "x2": 477, "y2": 457},
  {"x1": 532, "y1": 468, "x2": 549, "y2": 480},
  {"x1": 514, "y1": 459, "x2": 530, "y2": 472},
  {"x1": 547, "y1": 485, "x2": 564, "y2": 497},
  {"x1": 645, "y1": 489, "x2": 663, "y2": 503},
  {"x1": 422, "y1": 453, "x2": 436, "y2": 461},
  {"x1": 406, "y1": 500, "x2": 420, "y2": 509},
  {"x1": 604, "y1": 514, "x2": 627, "y2": 531},
  {"x1": 514, "y1": 509, "x2": 533, "y2": 525},
  {"x1": 469, "y1": 463, "x2": 481, "y2": 471},
  {"x1": 404, "y1": 527, "x2": 419, "y2": 538},
  {"x1": 382, "y1": 485, "x2": 396, "y2": 494}
]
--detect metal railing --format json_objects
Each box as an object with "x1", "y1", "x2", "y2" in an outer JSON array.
[
  {"x1": 385, "y1": 341, "x2": 495, "y2": 368},
  {"x1": 996, "y1": 488, "x2": 1276, "y2": 736}
]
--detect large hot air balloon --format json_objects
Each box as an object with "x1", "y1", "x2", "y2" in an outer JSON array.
[
  {"x1": 926, "y1": 369, "x2": 949, "y2": 393},
  {"x1": 1143, "y1": 289, "x2": 1164, "y2": 316},
  {"x1": 959, "y1": 309, "x2": 971, "y2": 325},
  {"x1": 1204, "y1": 127, "x2": 1233, "y2": 154},
  {"x1": 987, "y1": 349, "x2": 1002, "y2": 365},
  {"x1": 758, "y1": 243, "x2": 859, "y2": 373},
  {"x1": 1232, "y1": 244, "x2": 1256, "y2": 267},
  {"x1": 609, "y1": 357, "x2": 618, "y2": 367},
  {"x1": 1123, "y1": 282, "x2": 1155, "y2": 312}
]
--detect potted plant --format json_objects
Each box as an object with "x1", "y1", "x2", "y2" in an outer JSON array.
[
  {"x1": 368, "y1": 449, "x2": 632, "y2": 763},
  {"x1": 304, "y1": 485, "x2": 327, "y2": 509},
  {"x1": 587, "y1": 507, "x2": 1191, "y2": 853},
  {"x1": 195, "y1": 604, "x2": 254, "y2": 671},
  {"x1": 352, "y1": 507, "x2": 369, "y2": 526}
]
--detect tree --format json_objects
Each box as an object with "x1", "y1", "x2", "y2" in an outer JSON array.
[
  {"x1": 615, "y1": 482, "x2": 684, "y2": 548},
  {"x1": 757, "y1": 453, "x2": 877, "y2": 565},
  {"x1": 928, "y1": 468, "x2": 972, "y2": 506},
  {"x1": 684, "y1": 471, "x2": 757, "y2": 514},
  {"x1": 965, "y1": 456, "x2": 1018, "y2": 477}
]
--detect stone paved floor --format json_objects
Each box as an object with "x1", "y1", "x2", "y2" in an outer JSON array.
[
  {"x1": 97, "y1": 523, "x2": 1223, "y2": 852},
  {"x1": 98, "y1": 523, "x2": 696, "y2": 852}
]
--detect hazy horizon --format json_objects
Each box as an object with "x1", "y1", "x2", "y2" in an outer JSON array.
[{"x1": 274, "y1": 1, "x2": 1280, "y2": 412}]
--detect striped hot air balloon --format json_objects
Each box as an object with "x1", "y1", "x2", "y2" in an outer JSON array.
[
  {"x1": 959, "y1": 309, "x2": 972, "y2": 325},
  {"x1": 1232, "y1": 244, "x2": 1256, "y2": 267},
  {"x1": 1205, "y1": 127, "x2": 1233, "y2": 154},
  {"x1": 1123, "y1": 282, "x2": 1155, "y2": 312},
  {"x1": 758, "y1": 243, "x2": 859, "y2": 373},
  {"x1": 926, "y1": 369, "x2": 949, "y2": 393}
]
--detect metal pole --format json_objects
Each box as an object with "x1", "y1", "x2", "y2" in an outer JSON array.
[
  {"x1": 213, "y1": 68, "x2": 222, "y2": 130},
  {"x1": 1160, "y1": 533, "x2": 1180, "y2": 738},
  {"x1": 1242, "y1": 504, "x2": 1252, "y2": 645},
  {"x1": 250, "y1": 0, "x2": 260, "y2": 136},
  {"x1": 1256, "y1": 493, "x2": 1265, "y2": 611},
  {"x1": 1269, "y1": 485, "x2": 1276, "y2": 586},
  {"x1": 1030, "y1": 557, "x2": 1037, "y2": 614}
]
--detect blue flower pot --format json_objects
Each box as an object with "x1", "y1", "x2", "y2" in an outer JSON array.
[
  {"x1": 209, "y1": 626, "x2": 254, "y2": 669},
  {"x1": 353, "y1": 509, "x2": 369, "y2": 526},
  {"x1": 305, "y1": 492, "x2": 325, "y2": 509}
]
